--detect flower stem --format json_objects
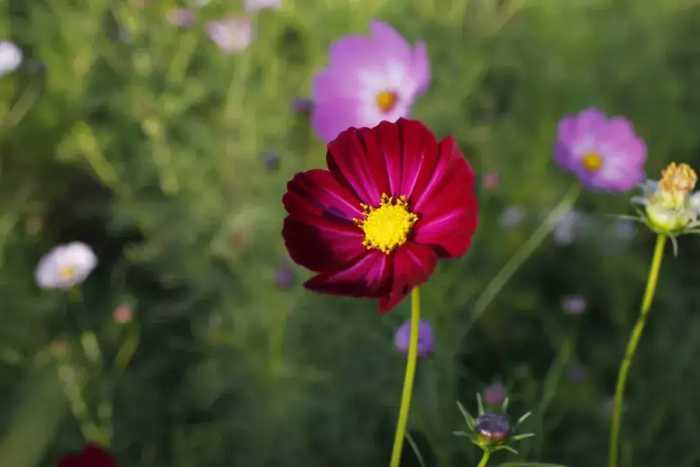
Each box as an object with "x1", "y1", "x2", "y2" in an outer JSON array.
[
  {"x1": 389, "y1": 287, "x2": 421, "y2": 467},
  {"x1": 467, "y1": 183, "x2": 581, "y2": 329},
  {"x1": 608, "y1": 234, "x2": 667, "y2": 467},
  {"x1": 476, "y1": 451, "x2": 491, "y2": 467}
]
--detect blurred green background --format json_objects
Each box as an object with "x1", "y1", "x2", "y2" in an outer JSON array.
[{"x1": 2, "y1": 0, "x2": 700, "y2": 466}]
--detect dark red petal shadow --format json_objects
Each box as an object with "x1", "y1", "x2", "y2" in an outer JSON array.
[
  {"x1": 58, "y1": 444, "x2": 115, "y2": 467},
  {"x1": 283, "y1": 169, "x2": 363, "y2": 222},
  {"x1": 283, "y1": 216, "x2": 364, "y2": 273},
  {"x1": 305, "y1": 250, "x2": 392, "y2": 298},
  {"x1": 380, "y1": 242, "x2": 438, "y2": 313}
]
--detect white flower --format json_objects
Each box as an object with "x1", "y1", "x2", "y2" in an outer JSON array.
[
  {"x1": 35, "y1": 242, "x2": 97, "y2": 289},
  {"x1": 245, "y1": 0, "x2": 281, "y2": 12},
  {"x1": 0, "y1": 41, "x2": 22, "y2": 77},
  {"x1": 206, "y1": 17, "x2": 254, "y2": 54},
  {"x1": 500, "y1": 206, "x2": 525, "y2": 228}
]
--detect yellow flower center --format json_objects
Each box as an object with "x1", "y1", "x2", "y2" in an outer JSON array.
[
  {"x1": 354, "y1": 194, "x2": 418, "y2": 254},
  {"x1": 375, "y1": 90, "x2": 398, "y2": 113},
  {"x1": 59, "y1": 265, "x2": 76, "y2": 281},
  {"x1": 660, "y1": 162, "x2": 697, "y2": 196},
  {"x1": 581, "y1": 152, "x2": 603, "y2": 172}
]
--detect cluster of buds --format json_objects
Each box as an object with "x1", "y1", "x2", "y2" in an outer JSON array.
[
  {"x1": 633, "y1": 163, "x2": 700, "y2": 241},
  {"x1": 453, "y1": 393, "x2": 534, "y2": 456}
]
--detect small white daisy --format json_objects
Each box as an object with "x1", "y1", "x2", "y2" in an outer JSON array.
[
  {"x1": 35, "y1": 242, "x2": 97, "y2": 289},
  {"x1": 245, "y1": 0, "x2": 281, "y2": 12},
  {"x1": 0, "y1": 41, "x2": 22, "y2": 77}
]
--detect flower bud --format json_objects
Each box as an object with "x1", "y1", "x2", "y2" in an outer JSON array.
[
  {"x1": 476, "y1": 412, "x2": 511, "y2": 444},
  {"x1": 483, "y1": 382, "x2": 507, "y2": 407},
  {"x1": 634, "y1": 162, "x2": 700, "y2": 234}
]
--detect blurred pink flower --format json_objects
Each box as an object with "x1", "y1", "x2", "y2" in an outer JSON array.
[
  {"x1": 207, "y1": 17, "x2": 254, "y2": 54},
  {"x1": 561, "y1": 294, "x2": 587, "y2": 315},
  {"x1": 167, "y1": 8, "x2": 196, "y2": 28},
  {"x1": 481, "y1": 171, "x2": 501, "y2": 190},
  {"x1": 245, "y1": 0, "x2": 281, "y2": 12},
  {"x1": 483, "y1": 382, "x2": 507, "y2": 406},
  {"x1": 312, "y1": 21, "x2": 430, "y2": 142},
  {"x1": 113, "y1": 304, "x2": 134, "y2": 324},
  {"x1": 554, "y1": 108, "x2": 646, "y2": 191}
]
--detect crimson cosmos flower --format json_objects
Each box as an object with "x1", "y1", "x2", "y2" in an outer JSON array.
[
  {"x1": 58, "y1": 444, "x2": 116, "y2": 467},
  {"x1": 282, "y1": 118, "x2": 478, "y2": 312}
]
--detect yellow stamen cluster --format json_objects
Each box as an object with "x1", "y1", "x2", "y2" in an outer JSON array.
[
  {"x1": 354, "y1": 193, "x2": 418, "y2": 254},
  {"x1": 660, "y1": 162, "x2": 697, "y2": 196},
  {"x1": 376, "y1": 90, "x2": 398, "y2": 113},
  {"x1": 581, "y1": 152, "x2": 603, "y2": 172},
  {"x1": 59, "y1": 265, "x2": 76, "y2": 281}
]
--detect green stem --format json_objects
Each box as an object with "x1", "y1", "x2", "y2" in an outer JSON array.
[
  {"x1": 608, "y1": 234, "x2": 667, "y2": 467},
  {"x1": 389, "y1": 288, "x2": 421, "y2": 467},
  {"x1": 467, "y1": 183, "x2": 581, "y2": 329},
  {"x1": 476, "y1": 451, "x2": 491, "y2": 467}
]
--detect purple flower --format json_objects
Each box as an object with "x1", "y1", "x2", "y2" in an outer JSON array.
[
  {"x1": 263, "y1": 151, "x2": 280, "y2": 171},
  {"x1": 394, "y1": 319, "x2": 433, "y2": 358},
  {"x1": 483, "y1": 382, "x2": 507, "y2": 406},
  {"x1": 291, "y1": 97, "x2": 313, "y2": 114},
  {"x1": 567, "y1": 364, "x2": 589, "y2": 383},
  {"x1": 554, "y1": 108, "x2": 646, "y2": 191},
  {"x1": 312, "y1": 21, "x2": 430, "y2": 142},
  {"x1": 561, "y1": 294, "x2": 587, "y2": 315},
  {"x1": 274, "y1": 263, "x2": 295, "y2": 289},
  {"x1": 207, "y1": 17, "x2": 254, "y2": 54},
  {"x1": 167, "y1": 8, "x2": 196, "y2": 28}
]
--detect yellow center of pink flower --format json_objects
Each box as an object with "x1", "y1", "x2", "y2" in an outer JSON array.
[
  {"x1": 581, "y1": 152, "x2": 603, "y2": 172},
  {"x1": 59, "y1": 265, "x2": 76, "y2": 281},
  {"x1": 354, "y1": 194, "x2": 418, "y2": 254},
  {"x1": 376, "y1": 90, "x2": 398, "y2": 113}
]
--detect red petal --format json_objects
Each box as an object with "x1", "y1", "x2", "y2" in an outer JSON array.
[
  {"x1": 326, "y1": 120, "x2": 441, "y2": 207},
  {"x1": 379, "y1": 242, "x2": 437, "y2": 313},
  {"x1": 412, "y1": 137, "x2": 478, "y2": 257},
  {"x1": 391, "y1": 119, "x2": 439, "y2": 199},
  {"x1": 58, "y1": 444, "x2": 115, "y2": 467},
  {"x1": 305, "y1": 250, "x2": 392, "y2": 298},
  {"x1": 327, "y1": 127, "x2": 387, "y2": 206},
  {"x1": 82, "y1": 445, "x2": 116, "y2": 467},
  {"x1": 283, "y1": 216, "x2": 365, "y2": 273},
  {"x1": 283, "y1": 169, "x2": 363, "y2": 222},
  {"x1": 58, "y1": 453, "x2": 83, "y2": 467}
]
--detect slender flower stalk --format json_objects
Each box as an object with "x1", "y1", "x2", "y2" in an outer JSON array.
[
  {"x1": 476, "y1": 451, "x2": 491, "y2": 467},
  {"x1": 389, "y1": 288, "x2": 421, "y2": 467},
  {"x1": 467, "y1": 183, "x2": 581, "y2": 328},
  {"x1": 608, "y1": 234, "x2": 667, "y2": 467}
]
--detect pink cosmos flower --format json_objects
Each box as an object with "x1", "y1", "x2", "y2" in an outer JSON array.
[
  {"x1": 312, "y1": 21, "x2": 430, "y2": 142},
  {"x1": 554, "y1": 108, "x2": 646, "y2": 191}
]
